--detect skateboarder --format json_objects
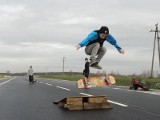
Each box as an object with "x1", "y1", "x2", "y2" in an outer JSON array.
[
  {"x1": 28, "y1": 66, "x2": 34, "y2": 83},
  {"x1": 76, "y1": 26, "x2": 125, "y2": 69}
]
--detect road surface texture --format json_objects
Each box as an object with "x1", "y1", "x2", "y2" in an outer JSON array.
[{"x1": 0, "y1": 76, "x2": 160, "y2": 120}]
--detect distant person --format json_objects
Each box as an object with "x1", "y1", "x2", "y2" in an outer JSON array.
[
  {"x1": 130, "y1": 78, "x2": 149, "y2": 91},
  {"x1": 28, "y1": 66, "x2": 34, "y2": 83},
  {"x1": 76, "y1": 26, "x2": 125, "y2": 69},
  {"x1": 132, "y1": 78, "x2": 143, "y2": 90}
]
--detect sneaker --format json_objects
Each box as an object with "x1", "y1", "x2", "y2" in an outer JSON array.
[
  {"x1": 90, "y1": 59, "x2": 98, "y2": 66},
  {"x1": 90, "y1": 64, "x2": 102, "y2": 69}
]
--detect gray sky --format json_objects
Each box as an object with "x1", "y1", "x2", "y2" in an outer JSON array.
[{"x1": 0, "y1": 0, "x2": 160, "y2": 75}]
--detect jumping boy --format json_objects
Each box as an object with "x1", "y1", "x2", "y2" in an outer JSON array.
[{"x1": 76, "y1": 26, "x2": 125, "y2": 69}]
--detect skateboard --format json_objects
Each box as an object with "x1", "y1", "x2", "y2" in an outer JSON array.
[{"x1": 76, "y1": 75, "x2": 115, "y2": 88}]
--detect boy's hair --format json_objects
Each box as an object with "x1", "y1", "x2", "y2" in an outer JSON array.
[{"x1": 99, "y1": 26, "x2": 109, "y2": 34}]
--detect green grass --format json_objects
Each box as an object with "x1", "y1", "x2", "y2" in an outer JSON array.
[
  {"x1": 0, "y1": 75, "x2": 5, "y2": 79},
  {"x1": 38, "y1": 74, "x2": 160, "y2": 89},
  {"x1": 38, "y1": 74, "x2": 83, "y2": 81},
  {"x1": 0, "y1": 76, "x2": 3, "y2": 79}
]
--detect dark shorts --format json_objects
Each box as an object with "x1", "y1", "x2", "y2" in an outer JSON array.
[{"x1": 29, "y1": 75, "x2": 34, "y2": 82}]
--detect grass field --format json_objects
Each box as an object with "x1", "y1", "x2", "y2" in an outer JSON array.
[
  {"x1": 0, "y1": 75, "x2": 5, "y2": 79},
  {"x1": 38, "y1": 73, "x2": 160, "y2": 89},
  {"x1": 0, "y1": 75, "x2": 12, "y2": 80}
]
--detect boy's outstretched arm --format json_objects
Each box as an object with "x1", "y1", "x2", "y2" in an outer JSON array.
[
  {"x1": 76, "y1": 45, "x2": 81, "y2": 50},
  {"x1": 119, "y1": 49, "x2": 125, "y2": 54}
]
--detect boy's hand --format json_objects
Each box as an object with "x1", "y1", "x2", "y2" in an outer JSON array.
[
  {"x1": 76, "y1": 45, "x2": 81, "y2": 50},
  {"x1": 119, "y1": 49, "x2": 125, "y2": 54}
]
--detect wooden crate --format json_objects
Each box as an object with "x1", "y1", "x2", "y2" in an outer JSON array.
[
  {"x1": 66, "y1": 97, "x2": 83, "y2": 105},
  {"x1": 88, "y1": 97, "x2": 108, "y2": 103},
  {"x1": 84, "y1": 103, "x2": 112, "y2": 109},
  {"x1": 53, "y1": 96, "x2": 112, "y2": 110},
  {"x1": 64, "y1": 104, "x2": 83, "y2": 110}
]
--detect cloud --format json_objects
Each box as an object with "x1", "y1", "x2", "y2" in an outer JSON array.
[
  {"x1": 60, "y1": 15, "x2": 99, "y2": 25},
  {"x1": 0, "y1": 0, "x2": 160, "y2": 75}
]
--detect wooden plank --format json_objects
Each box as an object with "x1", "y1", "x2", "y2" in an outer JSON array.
[
  {"x1": 64, "y1": 104, "x2": 83, "y2": 110},
  {"x1": 88, "y1": 97, "x2": 108, "y2": 103},
  {"x1": 83, "y1": 103, "x2": 112, "y2": 109},
  {"x1": 53, "y1": 96, "x2": 112, "y2": 110},
  {"x1": 66, "y1": 97, "x2": 83, "y2": 105},
  {"x1": 53, "y1": 98, "x2": 67, "y2": 107},
  {"x1": 57, "y1": 101, "x2": 65, "y2": 107}
]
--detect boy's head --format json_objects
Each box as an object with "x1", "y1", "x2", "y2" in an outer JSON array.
[{"x1": 99, "y1": 26, "x2": 109, "y2": 39}]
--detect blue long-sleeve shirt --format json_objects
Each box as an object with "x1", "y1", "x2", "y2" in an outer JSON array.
[{"x1": 78, "y1": 31, "x2": 122, "y2": 51}]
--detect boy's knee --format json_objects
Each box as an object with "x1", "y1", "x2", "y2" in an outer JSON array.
[{"x1": 101, "y1": 47, "x2": 107, "y2": 53}]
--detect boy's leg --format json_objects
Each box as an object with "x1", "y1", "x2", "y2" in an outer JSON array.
[
  {"x1": 96, "y1": 47, "x2": 107, "y2": 62},
  {"x1": 90, "y1": 46, "x2": 106, "y2": 69},
  {"x1": 31, "y1": 76, "x2": 33, "y2": 82},
  {"x1": 85, "y1": 43, "x2": 100, "y2": 65},
  {"x1": 29, "y1": 75, "x2": 31, "y2": 82}
]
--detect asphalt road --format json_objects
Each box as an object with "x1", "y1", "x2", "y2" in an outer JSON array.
[{"x1": 0, "y1": 76, "x2": 160, "y2": 120}]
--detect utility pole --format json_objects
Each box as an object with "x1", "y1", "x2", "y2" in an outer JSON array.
[
  {"x1": 45, "y1": 66, "x2": 48, "y2": 76},
  {"x1": 62, "y1": 57, "x2": 66, "y2": 73},
  {"x1": 150, "y1": 23, "x2": 160, "y2": 77}
]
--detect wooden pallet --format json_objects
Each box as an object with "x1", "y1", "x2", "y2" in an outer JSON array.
[{"x1": 53, "y1": 96, "x2": 112, "y2": 110}]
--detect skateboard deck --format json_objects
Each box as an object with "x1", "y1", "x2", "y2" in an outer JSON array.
[{"x1": 76, "y1": 75, "x2": 115, "y2": 88}]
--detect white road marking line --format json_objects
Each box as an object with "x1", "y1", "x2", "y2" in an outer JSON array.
[
  {"x1": 112, "y1": 87, "x2": 160, "y2": 96},
  {"x1": 108, "y1": 100, "x2": 128, "y2": 107},
  {"x1": 56, "y1": 86, "x2": 71, "y2": 91},
  {"x1": 135, "y1": 90, "x2": 160, "y2": 96},
  {"x1": 79, "y1": 93, "x2": 128, "y2": 107},
  {"x1": 79, "y1": 93, "x2": 93, "y2": 96},
  {"x1": 0, "y1": 78, "x2": 13, "y2": 86},
  {"x1": 113, "y1": 88, "x2": 121, "y2": 90},
  {"x1": 39, "y1": 82, "x2": 44, "y2": 84},
  {"x1": 143, "y1": 91, "x2": 160, "y2": 96},
  {"x1": 45, "y1": 83, "x2": 53, "y2": 86}
]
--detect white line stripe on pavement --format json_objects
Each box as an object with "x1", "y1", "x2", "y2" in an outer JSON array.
[
  {"x1": 56, "y1": 86, "x2": 71, "y2": 91},
  {"x1": 137, "y1": 91, "x2": 160, "y2": 96},
  {"x1": 79, "y1": 93, "x2": 128, "y2": 107},
  {"x1": 112, "y1": 87, "x2": 160, "y2": 96},
  {"x1": 79, "y1": 93, "x2": 93, "y2": 96},
  {"x1": 0, "y1": 78, "x2": 13, "y2": 86},
  {"x1": 108, "y1": 100, "x2": 128, "y2": 107},
  {"x1": 113, "y1": 88, "x2": 121, "y2": 90},
  {"x1": 45, "y1": 83, "x2": 53, "y2": 86},
  {"x1": 39, "y1": 82, "x2": 44, "y2": 84}
]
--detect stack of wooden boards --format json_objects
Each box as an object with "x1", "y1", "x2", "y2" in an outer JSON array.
[{"x1": 53, "y1": 96, "x2": 112, "y2": 110}]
